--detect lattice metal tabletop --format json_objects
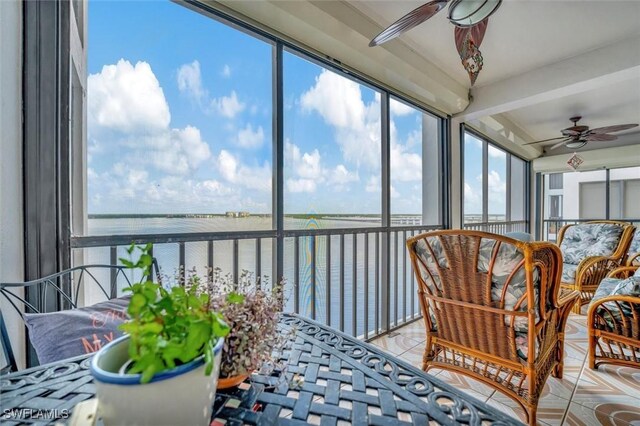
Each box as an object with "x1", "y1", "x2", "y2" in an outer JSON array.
[{"x1": 1, "y1": 314, "x2": 521, "y2": 425}]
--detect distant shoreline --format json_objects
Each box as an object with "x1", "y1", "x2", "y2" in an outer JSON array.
[{"x1": 87, "y1": 213, "x2": 423, "y2": 219}]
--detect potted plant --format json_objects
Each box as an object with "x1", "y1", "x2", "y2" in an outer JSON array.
[
  {"x1": 90, "y1": 244, "x2": 230, "y2": 426},
  {"x1": 193, "y1": 268, "x2": 286, "y2": 389}
]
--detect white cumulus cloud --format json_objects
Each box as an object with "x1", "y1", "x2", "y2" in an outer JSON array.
[
  {"x1": 236, "y1": 124, "x2": 265, "y2": 149},
  {"x1": 216, "y1": 150, "x2": 271, "y2": 192},
  {"x1": 300, "y1": 70, "x2": 380, "y2": 169},
  {"x1": 221, "y1": 64, "x2": 231, "y2": 78},
  {"x1": 287, "y1": 178, "x2": 317, "y2": 193},
  {"x1": 211, "y1": 91, "x2": 245, "y2": 119},
  {"x1": 328, "y1": 165, "x2": 359, "y2": 185},
  {"x1": 390, "y1": 98, "x2": 416, "y2": 116},
  {"x1": 177, "y1": 60, "x2": 206, "y2": 103},
  {"x1": 88, "y1": 59, "x2": 171, "y2": 134}
]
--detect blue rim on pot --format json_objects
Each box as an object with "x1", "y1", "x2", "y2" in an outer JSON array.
[{"x1": 91, "y1": 335, "x2": 224, "y2": 385}]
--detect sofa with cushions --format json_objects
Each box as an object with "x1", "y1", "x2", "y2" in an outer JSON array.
[
  {"x1": 558, "y1": 221, "x2": 636, "y2": 312},
  {"x1": 588, "y1": 265, "x2": 640, "y2": 369}
]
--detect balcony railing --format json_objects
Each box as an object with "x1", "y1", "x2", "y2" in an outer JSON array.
[
  {"x1": 70, "y1": 224, "x2": 440, "y2": 342},
  {"x1": 462, "y1": 220, "x2": 529, "y2": 234},
  {"x1": 542, "y1": 219, "x2": 640, "y2": 242}
]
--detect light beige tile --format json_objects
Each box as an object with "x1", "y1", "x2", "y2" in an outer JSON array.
[
  {"x1": 484, "y1": 396, "x2": 528, "y2": 423},
  {"x1": 563, "y1": 338, "x2": 588, "y2": 361},
  {"x1": 398, "y1": 344, "x2": 427, "y2": 369},
  {"x1": 488, "y1": 390, "x2": 570, "y2": 426},
  {"x1": 564, "y1": 319, "x2": 588, "y2": 340},
  {"x1": 564, "y1": 402, "x2": 631, "y2": 426},
  {"x1": 571, "y1": 366, "x2": 640, "y2": 416},
  {"x1": 434, "y1": 370, "x2": 496, "y2": 398},
  {"x1": 562, "y1": 352, "x2": 587, "y2": 382},
  {"x1": 541, "y1": 373, "x2": 578, "y2": 401},
  {"x1": 370, "y1": 333, "x2": 422, "y2": 355},
  {"x1": 395, "y1": 320, "x2": 429, "y2": 343},
  {"x1": 563, "y1": 402, "x2": 601, "y2": 426}
]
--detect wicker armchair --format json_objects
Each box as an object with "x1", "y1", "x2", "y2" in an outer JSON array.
[
  {"x1": 407, "y1": 230, "x2": 578, "y2": 426},
  {"x1": 588, "y1": 265, "x2": 640, "y2": 370},
  {"x1": 557, "y1": 221, "x2": 635, "y2": 313},
  {"x1": 625, "y1": 229, "x2": 640, "y2": 267}
]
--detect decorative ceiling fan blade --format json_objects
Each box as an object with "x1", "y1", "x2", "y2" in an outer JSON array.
[
  {"x1": 588, "y1": 124, "x2": 638, "y2": 134},
  {"x1": 522, "y1": 136, "x2": 568, "y2": 146},
  {"x1": 470, "y1": 17, "x2": 488, "y2": 46},
  {"x1": 454, "y1": 17, "x2": 488, "y2": 85},
  {"x1": 548, "y1": 140, "x2": 570, "y2": 151},
  {"x1": 584, "y1": 133, "x2": 617, "y2": 141},
  {"x1": 369, "y1": 0, "x2": 448, "y2": 47},
  {"x1": 454, "y1": 18, "x2": 488, "y2": 52}
]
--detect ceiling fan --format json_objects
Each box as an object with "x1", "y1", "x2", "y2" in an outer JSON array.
[
  {"x1": 369, "y1": 0, "x2": 503, "y2": 85},
  {"x1": 523, "y1": 116, "x2": 639, "y2": 151}
]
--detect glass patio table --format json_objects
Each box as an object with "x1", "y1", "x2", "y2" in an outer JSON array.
[{"x1": 1, "y1": 314, "x2": 521, "y2": 425}]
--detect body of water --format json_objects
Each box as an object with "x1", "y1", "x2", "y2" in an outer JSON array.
[{"x1": 83, "y1": 216, "x2": 424, "y2": 337}]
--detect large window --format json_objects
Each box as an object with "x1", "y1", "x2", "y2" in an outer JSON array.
[
  {"x1": 462, "y1": 130, "x2": 529, "y2": 230},
  {"x1": 72, "y1": 0, "x2": 447, "y2": 339},
  {"x1": 86, "y1": 1, "x2": 273, "y2": 236},
  {"x1": 542, "y1": 166, "x2": 640, "y2": 241},
  {"x1": 283, "y1": 51, "x2": 381, "y2": 229},
  {"x1": 544, "y1": 167, "x2": 640, "y2": 221},
  {"x1": 389, "y1": 97, "x2": 442, "y2": 226},
  {"x1": 610, "y1": 167, "x2": 640, "y2": 220}
]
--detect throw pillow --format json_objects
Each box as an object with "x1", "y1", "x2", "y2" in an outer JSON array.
[{"x1": 24, "y1": 296, "x2": 130, "y2": 364}]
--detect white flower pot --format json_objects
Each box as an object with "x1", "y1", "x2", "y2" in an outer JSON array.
[{"x1": 90, "y1": 335, "x2": 223, "y2": 426}]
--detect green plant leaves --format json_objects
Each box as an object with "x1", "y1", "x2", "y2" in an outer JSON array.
[
  {"x1": 226, "y1": 292, "x2": 245, "y2": 304},
  {"x1": 117, "y1": 243, "x2": 229, "y2": 384}
]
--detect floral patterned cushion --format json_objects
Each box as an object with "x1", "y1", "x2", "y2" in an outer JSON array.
[
  {"x1": 559, "y1": 223, "x2": 624, "y2": 265},
  {"x1": 562, "y1": 263, "x2": 578, "y2": 284},
  {"x1": 590, "y1": 276, "x2": 640, "y2": 328},
  {"x1": 629, "y1": 230, "x2": 640, "y2": 255},
  {"x1": 413, "y1": 236, "x2": 539, "y2": 359}
]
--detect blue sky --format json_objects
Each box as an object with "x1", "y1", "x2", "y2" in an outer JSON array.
[
  {"x1": 463, "y1": 133, "x2": 507, "y2": 216},
  {"x1": 87, "y1": 1, "x2": 431, "y2": 216}
]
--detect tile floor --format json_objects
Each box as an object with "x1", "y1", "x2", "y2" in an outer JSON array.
[{"x1": 370, "y1": 314, "x2": 640, "y2": 426}]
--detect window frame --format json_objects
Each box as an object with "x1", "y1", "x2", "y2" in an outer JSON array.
[{"x1": 460, "y1": 124, "x2": 531, "y2": 229}]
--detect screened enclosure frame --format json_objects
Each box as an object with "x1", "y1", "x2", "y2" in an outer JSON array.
[
  {"x1": 460, "y1": 124, "x2": 531, "y2": 232},
  {"x1": 21, "y1": 0, "x2": 452, "y2": 364}
]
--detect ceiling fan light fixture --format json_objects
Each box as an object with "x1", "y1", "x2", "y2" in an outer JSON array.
[
  {"x1": 448, "y1": 0, "x2": 502, "y2": 27},
  {"x1": 565, "y1": 141, "x2": 587, "y2": 149}
]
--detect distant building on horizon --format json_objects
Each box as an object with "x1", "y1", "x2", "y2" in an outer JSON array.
[{"x1": 225, "y1": 211, "x2": 251, "y2": 218}]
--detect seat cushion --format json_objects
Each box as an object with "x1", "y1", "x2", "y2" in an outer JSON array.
[
  {"x1": 24, "y1": 296, "x2": 130, "y2": 364},
  {"x1": 590, "y1": 277, "x2": 640, "y2": 328},
  {"x1": 629, "y1": 231, "x2": 640, "y2": 255},
  {"x1": 562, "y1": 263, "x2": 579, "y2": 284},
  {"x1": 560, "y1": 223, "x2": 624, "y2": 265}
]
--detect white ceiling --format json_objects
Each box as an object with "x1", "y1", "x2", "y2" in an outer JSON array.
[
  {"x1": 350, "y1": 0, "x2": 640, "y2": 157},
  {"x1": 507, "y1": 77, "x2": 640, "y2": 154},
  {"x1": 351, "y1": 0, "x2": 640, "y2": 88}
]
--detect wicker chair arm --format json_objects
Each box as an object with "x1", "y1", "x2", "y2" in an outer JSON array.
[
  {"x1": 587, "y1": 294, "x2": 640, "y2": 336},
  {"x1": 528, "y1": 241, "x2": 564, "y2": 310},
  {"x1": 627, "y1": 252, "x2": 640, "y2": 267},
  {"x1": 575, "y1": 255, "x2": 624, "y2": 289},
  {"x1": 607, "y1": 266, "x2": 639, "y2": 279}
]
